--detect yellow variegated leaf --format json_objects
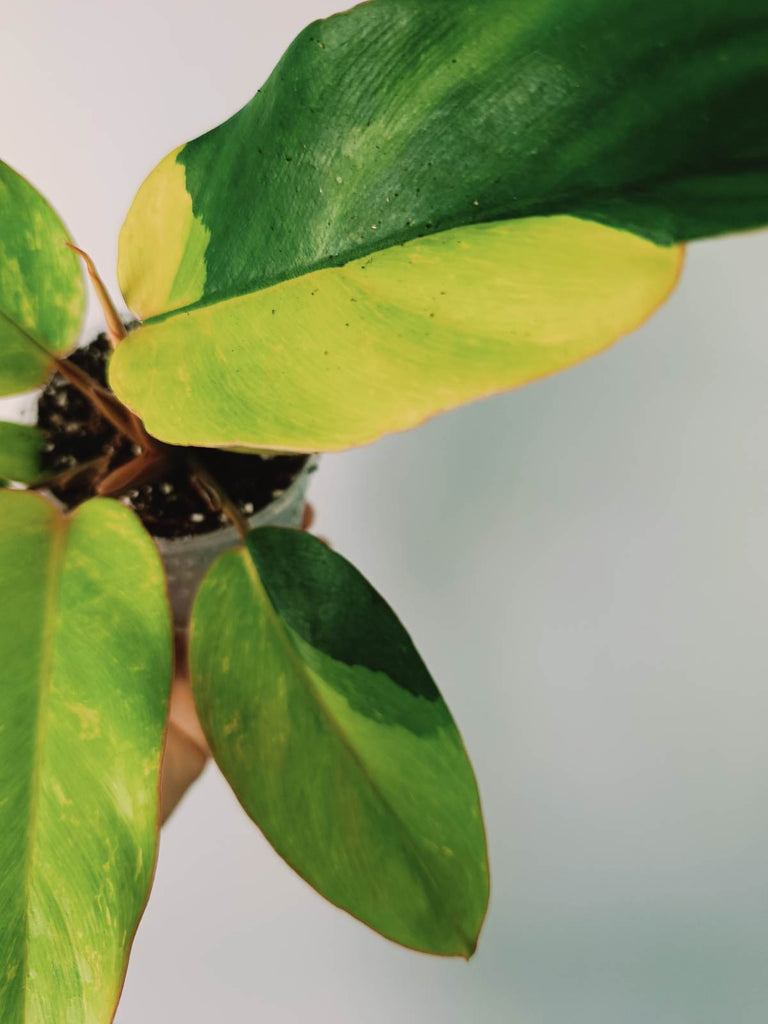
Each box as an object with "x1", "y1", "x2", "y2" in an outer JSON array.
[
  {"x1": 112, "y1": 216, "x2": 681, "y2": 452},
  {"x1": 0, "y1": 491, "x2": 172, "y2": 1023},
  {"x1": 0, "y1": 162, "x2": 85, "y2": 396},
  {"x1": 112, "y1": 0, "x2": 763, "y2": 452}
]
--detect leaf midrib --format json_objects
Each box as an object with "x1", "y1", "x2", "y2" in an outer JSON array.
[
  {"x1": 19, "y1": 505, "x2": 67, "y2": 1022},
  {"x1": 0, "y1": 309, "x2": 59, "y2": 361}
]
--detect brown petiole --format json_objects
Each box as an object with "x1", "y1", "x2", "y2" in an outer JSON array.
[
  {"x1": 188, "y1": 456, "x2": 250, "y2": 541},
  {"x1": 65, "y1": 243, "x2": 127, "y2": 350}
]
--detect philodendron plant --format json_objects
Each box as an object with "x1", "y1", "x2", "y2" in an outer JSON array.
[{"x1": 1, "y1": 0, "x2": 767, "y2": 1017}]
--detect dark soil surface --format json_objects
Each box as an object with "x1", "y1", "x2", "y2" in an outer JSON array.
[{"x1": 38, "y1": 334, "x2": 309, "y2": 538}]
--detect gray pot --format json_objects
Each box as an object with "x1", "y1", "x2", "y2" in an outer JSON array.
[{"x1": 155, "y1": 456, "x2": 318, "y2": 628}]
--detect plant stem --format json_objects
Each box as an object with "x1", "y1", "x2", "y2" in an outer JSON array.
[
  {"x1": 0, "y1": 309, "x2": 150, "y2": 448},
  {"x1": 188, "y1": 457, "x2": 250, "y2": 541},
  {"x1": 96, "y1": 447, "x2": 174, "y2": 498},
  {"x1": 29, "y1": 453, "x2": 112, "y2": 494},
  {"x1": 52, "y1": 356, "x2": 151, "y2": 449},
  {"x1": 65, "y1": 244, "x2": 127, "y2": 349}
]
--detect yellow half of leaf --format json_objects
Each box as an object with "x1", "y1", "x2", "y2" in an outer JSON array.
[
  {"x1": 110, "y1": 215, "x2": 682, "y2": 453},
  {"x1": 117, "y1": 147, "x2": 209, "y2": 321}
]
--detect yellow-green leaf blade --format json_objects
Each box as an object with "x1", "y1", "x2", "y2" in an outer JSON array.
[
  {"x1": 113, "y1": 0, "x2": 764, "y2": 452},
  {"x1": 0, "y1": 491, "x2": 172, "y2": 1023},
  {"x1": 0, "y1": 162, "x2": 85, "y2": 396},
  {"x1": 190, "y1": 527, "x2": 489, "y2": 956},
  {"x1": 0, "y1": 422, "x2": 45, "y2": 483},
  {"x1": 111, "y1": 215, "x2": 681, "y2": 452}
]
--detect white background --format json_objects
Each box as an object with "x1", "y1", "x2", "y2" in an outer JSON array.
[{"x1": 3, "y1": 2, "x2": 768, "y2": 1021}]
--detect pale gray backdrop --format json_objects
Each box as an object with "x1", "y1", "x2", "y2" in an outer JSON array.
[{"x1": 3, "y1": 2, "x2": 768, "y2": 1021}]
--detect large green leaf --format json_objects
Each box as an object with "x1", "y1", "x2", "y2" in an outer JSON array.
[
  {"x1": 0, "y1": 162, "x2": 85, "y2": 396},
  {"x1": 0, "y1": 491, "x2": 172, "y2": 1023},
  {"x1": 190, "y1": 527, "x2": 489, "y2": 956},
  {"x1": 112, "y1": 0, "x2": 767, "y2": 452},
  {"x1": 0, "y1": 422, "x2": 45, "y2": 483}
]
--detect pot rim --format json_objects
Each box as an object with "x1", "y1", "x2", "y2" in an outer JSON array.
[{"x1": 152, "y1": 454, "x2": 318, "y2": 554}]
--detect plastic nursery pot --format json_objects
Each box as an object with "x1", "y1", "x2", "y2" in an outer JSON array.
[{"x1": 157, "y1": 455, "x2": 318, "y2": 629}]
